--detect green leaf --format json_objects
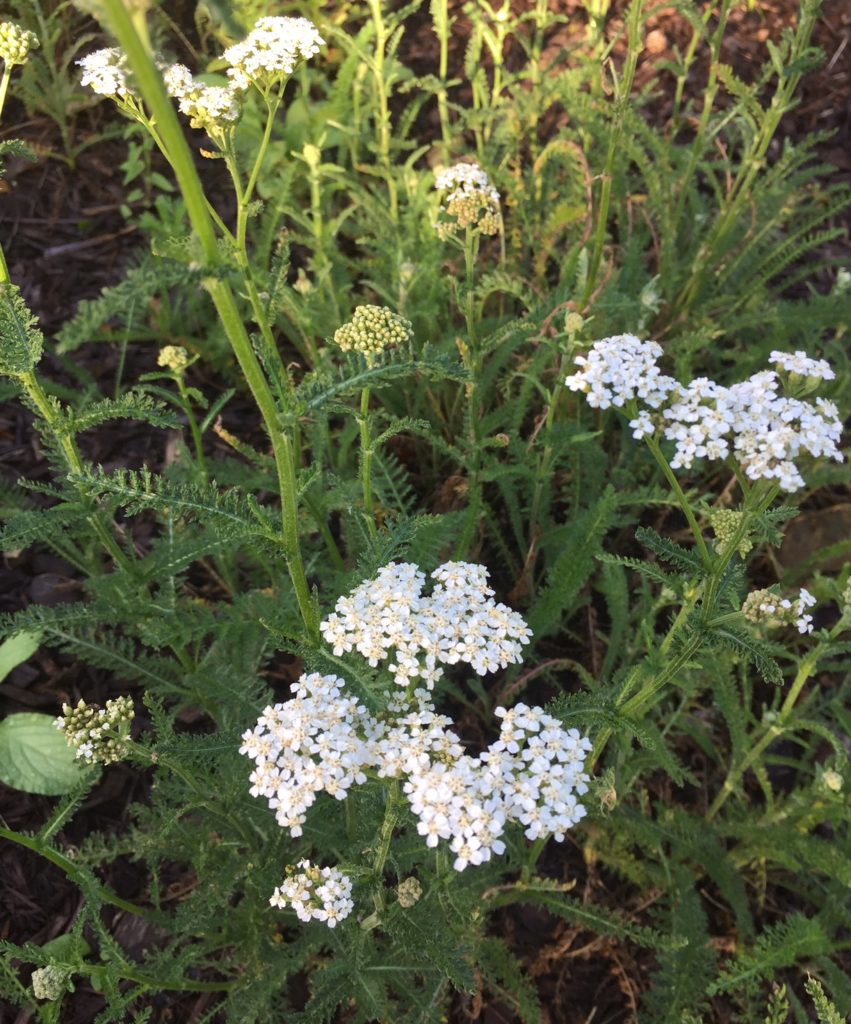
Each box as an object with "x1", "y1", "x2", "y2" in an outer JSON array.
[
  {"x1": 0, "y1": 631, "x2": 41, "y2": 682},
  {"x1": 0, "y1": 284, "x2": 43, "y2": 377},
  {"x1": 0, "y1": 713, "x2": 88, "y2": 795}
]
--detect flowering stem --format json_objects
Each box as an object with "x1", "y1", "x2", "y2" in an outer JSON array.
[
  {"x1": 0, "y1": 66, "x2": 12, "y2": 121},
  {"x1": 366, "y1": 0, "x2": 398, "y2": 223},
  {"x1": 175, "y1": 375, "x2": 208, "y2": 481},
  {"x1": 0, "y1": 826, "x2": 155, "y2": 920},
  {"x1": 102, "y1": 0, "x2": 317, "y2": 636},
  {"x1": 360, "y1": 385, "x2": 377, "y2": 537},
  {"x1": 431, "y1": 0, "x2": 452, "y2": 162},
  {"x1": 370, "y1": 780, "x2": 402, "y2": 914},
  {"x1": 644, "y1": 434, "x2": 711, "y2": 566},
  {"x1": 581, "y1": 0, "x2": 643, "y2": 308},
  {"x1": 707, "y1": 636, "x2": 830, "y2": 820}
]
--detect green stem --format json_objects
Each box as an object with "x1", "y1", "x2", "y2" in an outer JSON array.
[
  {"x1": 645, "y1": 434, "x2": 711, "y2": 566},
  {"x1": 366, "y1": 0, "x2": 398, "y2": 222},
  {"x1": 707, "y1": 643, "x2": 824, "y2": 820},
  {"x1": 0, "y1": 826, "x2": 154, "y2": 919},
  {"x1": 0, "y1": 66, "x2": 11, "y2": 122},
  {"x1": 581, "y1": 0, "x2": 643, "y2": 307},
  {"x1": 432, "y1": 0, "x2": 452, "y2": 161},
  {"x1": 102, "y1": 0, "x2": 317, "y2": 636},
  {"x1": 176, "y1": 376, "x2": 207, "y2": 481},
  {"x1": 360, "y1": 385, "x2": 377, "y2": 536}
]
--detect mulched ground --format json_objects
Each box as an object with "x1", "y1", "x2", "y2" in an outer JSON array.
[{"x1": 1, "y1": 1, "x2": 850, "y2": 1021}]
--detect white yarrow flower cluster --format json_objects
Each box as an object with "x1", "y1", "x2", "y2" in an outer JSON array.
[
  {"x1": 770, "y1": 350, "x2": 835, "y2": 382},
  {"x1": 223, "y1": 16, "x2": 323, "y2": 92},
  {"x1": 434, "y1": 161, "x2": 501, "y2": 238},
  {"x1": 320, "y1": 561, "x2": 532, "y2": 688},
  {"x1": 55, "y1": 696, "x2": 134, "y2": 765},
  {"x1": 564, "y1": 334, "x2": 677, "y2": 411},
  {"x1": 565, "y1": 336, "x2": 844, "y2": 491},
  {"x1": 242, "y1": 562, "x2": 590, "y2": 880},
  {"x1": 239, "y1": 672, "x2": 376, "y2": 836},
  {"x1": 162, "y1": 62, "x2": 240, "y2": 131},
  {"x1": 78, "y1": 48, "x2": 132, "y2": 99},
  {"x1": 242, "y1": 677, "x2": 591, "y2": 873},
  {"x1": 742, "y1": 586, "x2": 817, "y2": 634},
  {"x1": 270, "y1": 860, "x2": 354, "y2": 928}
]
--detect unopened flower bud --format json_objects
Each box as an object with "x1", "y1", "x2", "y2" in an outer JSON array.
[
  {"x1": 822, "y1": 769, "x2": 843, "y2": 793},
  {"x1": 434, "y1": 162, "x2": 501, "y2": 240},
  {"x1": 709, "y1": 509, "x2": 752, "y2": 558},
  {"x1": 31, "y1": 965, "x2": 70, "y2": 1001},
  {"x1": 564, "y1": 312, "x2": 583, "y2": 336},
  {"x1": 397, "y1": 876, "x2": 423, "y2": 908},
  {"x1": 55, "y1": 696, "x2": 134, "y2": 765},
  {"x1": 0, "y1": 21, "x2": 39, "y2": 65},
  {"x1": 742, "y1": 587, "x2": 816, "y2": 635},
  {"x1": 333, "y1": 305, "x2": 413, "y2": 363},
  {"x1": 157, "y1": 345, "x2": 190, "y2": 372}
]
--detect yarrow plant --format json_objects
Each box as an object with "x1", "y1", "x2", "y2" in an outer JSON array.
[{"x1": 1, "y1": 0, "x2": 851, "y2": 1019}]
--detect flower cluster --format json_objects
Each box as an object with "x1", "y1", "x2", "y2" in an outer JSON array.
[
  {"x1": 223, "y1": 16, "x2": 324, "y2": 92},
  {"x1": 162, "y1": 63, "x2": 241, "y2": 133},
  {"x1": 742, "y1": 587, "x2": 816, "y2": 634},
  {"x1": 320, "y1": 561, "x2": 532, "y2": 688},
  {"x1": 564, "y1": 334, "x2": 676, "y2": 411},
  {"x1": 240, "y1": 672, "x2": 374, "y2": 836},
  {"x1": 332, "y1": 305, "x2": 413, "y2": 362},
  {"x1": 434, "y1": 161, "x2": 501, "y2": 239},
  {"x1": 55, "y1": 696, "x2": 134, "y2": 765},
  {"x1": 770, "y1": 350, "x2": 835, "y2": 382},
  {"x1": 0, "y1": 21, "x2": 39, "y2": 66},
  {"x1": 565, "y1": 335, "x2": 844, "y2": 491},
  {"x1": 78, "y1": 48, "x2": 132, "y2": 100},
  {"x1": 270, "y1": 860, "x2": 354, "y2": 928},
  {"x1": 709, "y1": 508, "x2": 752, "y2": 558},
  {"x1": 157, "y1": 344, "x2": 190, "y2": 372},
  {"x1": 242, "y1": 677, "x2": 590, "y2": 872}
]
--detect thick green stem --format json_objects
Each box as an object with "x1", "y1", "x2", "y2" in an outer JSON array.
[
  {"x1": 366, "y1": 0, "x2": 398, "y2": 222},
  {"x1": 102, "y1": 0, "x2": 317, "y2": 636}
]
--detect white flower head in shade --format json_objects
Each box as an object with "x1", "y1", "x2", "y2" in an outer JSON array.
[
  {"x1": 223, "y1": 16, "x2": 324, "y2": 92},
  {"x1": 239, "y1": 672, "x2": 379, "y2": 837},
  {"x1": 434, "y1": 161, "x2": 501, "y2": 239},
  {"x1": 742, "y1": 586, "x2": 817, "y2": 634},
  {"x1": 270, "y1": 860, "x2": 354, "y2": 928},
  {"x1": 78, "y1": 48, "x2": 132, "y2": 100},
  {"x1": 320, "y1": 560, "x2": 532, "y2": 689}
]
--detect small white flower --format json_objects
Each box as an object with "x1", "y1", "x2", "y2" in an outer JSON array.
[
  {"x1": 770, "y1": 350, "x2": 835, "y2": 381},
  {"x1": 78, "y1": 48, "x2": 131, "y2": 99},
  {"x1": 434, "y1": 161, "x2": 501, "y2": 238},
  {"x1": 223, "y1": 16, "x2": 323, "y2": 92},
  {"x1": 271, "y1": 860, "x2": 354, "y2": 927}
]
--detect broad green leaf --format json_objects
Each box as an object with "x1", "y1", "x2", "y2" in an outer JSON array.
[
  {"x1": 0, "y1": 713, "x2": 87, "y2": 795},
  {"x1": 0, "y1": 631, "x2": 41, "y2": 682}
]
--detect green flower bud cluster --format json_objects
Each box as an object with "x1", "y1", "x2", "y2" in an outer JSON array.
[
  {"x1": 333, "y1": 305, "x2": 413, "y2": 362},
  {"x1": 55, "y1": 695, "x2": 134, "y2": 765},
  {"x1": 709, "y1": 509, "x2": 752, "y2": 558},
  {"x1": 31, "y1": 965, "x2": 71, "y2": 1001},
  {"x1": 0, "y1": 21, "x2": 39, "y2": 66}
]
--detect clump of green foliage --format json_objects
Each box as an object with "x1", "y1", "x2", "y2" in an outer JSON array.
[{"x1": 1, "y1": 0, "x2": 850, "y2": 1021}]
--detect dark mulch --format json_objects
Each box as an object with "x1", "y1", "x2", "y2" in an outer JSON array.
[{"x1": 1, "y1": 1, "x2": 850, "y2": 1021}]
